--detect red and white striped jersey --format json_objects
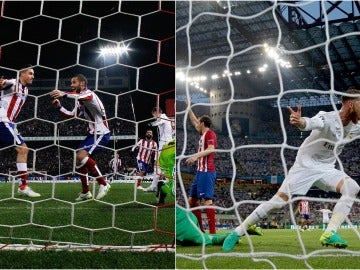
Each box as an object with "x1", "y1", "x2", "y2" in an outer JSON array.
[
  {"x1": 132, "y1": 139, "x2": 158, "y2": 164},
  {"x1": 197, "y1": 129, "x2": 217, "y2": 172},
  {"x1": 299, "y1": 200, "x2": 310, "y2": 215},
  {"x1": 109, "y1": 156, "x2": 122, "y2": 172},
  {"x1": 59, "y1": 89, "x2": 110, "y2": 135},
  {"x1": 0, "y1": 79, "x2": 28, "y2": 123}
]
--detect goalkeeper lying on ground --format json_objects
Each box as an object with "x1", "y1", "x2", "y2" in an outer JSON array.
[{"x1": 176, "y1": 205, "x2": 263, "y2": 246}]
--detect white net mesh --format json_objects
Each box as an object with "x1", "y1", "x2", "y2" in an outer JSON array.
[
  {"x1": 176, "y1": 1, "x2": 360, "y2": 268},
  {"x1": 0, "y1": 0, "x2": 174, "y2": 252}
]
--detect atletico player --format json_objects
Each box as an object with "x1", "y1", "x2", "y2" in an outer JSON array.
[
  {"x1": 50, "y1": 74, "x2": 111, "y2": 201},
  {"x1": 296, "y1": 200, "x2": 311, "y2": 231},
  {"x1": 131, "y1": 129, "x2": 158, "y2": 190},
  {"x1": 185, "y1": 103, "x2": 217, "y2": 235},
  {"x1": 0, "y1": 66, "x2": 40, "y2": 197}
]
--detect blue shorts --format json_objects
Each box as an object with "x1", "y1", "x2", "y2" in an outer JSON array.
[
  {"x1": 0, "y1": 122, "x2": 25, "y2": 148},
  {"x1": 189, "y1": 171, "x2": 216, "y2": 199},
  {"x1": 301, "y1": 214, "x2": 310, "y2": 220},
  {"x1": 78, "y1": 133, "x2": 110, "y2": 155},
  {"x1": 136, "y1": 160, "x2": 150, "y2": 174}
]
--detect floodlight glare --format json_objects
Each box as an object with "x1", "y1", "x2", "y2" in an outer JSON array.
[{"x1": 100, "y1": 45, "x2": 129, "y2": 56}]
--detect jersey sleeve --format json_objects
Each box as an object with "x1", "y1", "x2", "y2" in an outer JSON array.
[
  {"x1": 1, "y1": 79, "x2": 16, "y2": 94},
  {"x1": 300, "y1": 111, "x2": 326, "y2": 131},
  {"x1": 205, "y1": 130, "x2": 217, "y2": 147},
  {"x1": 66, "y1": 91, "x2": 93, "y2": 101},
  {"x1": 150, "y1": 118, "x2": 164, "y2": 127},
  {"x1": 59, "y1": 106, "x2": 77, "y2": 118}
]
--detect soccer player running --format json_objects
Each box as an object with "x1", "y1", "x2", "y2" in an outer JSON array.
[
  {"x1": 131, "y1": 129, "x2": 158, "y2": 190},
  {"x1": 50, "y1": 74, "x2": 111, "y2": 201},
  {"x1": 223, "y1": 88, "x2": 360, "y2": 251},
  {"x1": 296, "y1": 199, "x2": 311, "y2": 231},
  {"x1": 0, "y1": 66, "x2": 40, "y2": 197},
  {"x1": 144, "y1": 107, "x2": 174, "y2": 192},
  {"x1": 185, "y1": 105, "x2": 217, "y2": 234}
]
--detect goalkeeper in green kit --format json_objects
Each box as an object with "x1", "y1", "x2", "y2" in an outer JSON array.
[
  {"x1": 158, "y1": 139, "x2": 263, "y2": 246},
  {"x1": 156, "y1": 138, "x2": 175, "y2": 204},
  {"x1": 176, "y1": 205, "x2": 263, "y2": 246}
]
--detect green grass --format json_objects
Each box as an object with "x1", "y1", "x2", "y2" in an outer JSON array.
[
  {"x1": 0, "y1": 182, "x2": 175, "y2": 269},
  {"x1": 176, "y1": 228, "x2": 360, "y2": 269}
]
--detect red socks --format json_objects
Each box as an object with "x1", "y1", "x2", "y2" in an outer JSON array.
[
  {"x1": 206, "y1": 206, "x2": 216, "y2": 234},
  {"x1": 77, "y1": 157, "x2": 107, "y2": 193},
  {"x1": 77, "y1": 166, "x2": 90, "y2": 193},
  {"x1": 17, "y1": 171, "x2": 27, "y2": 189}
]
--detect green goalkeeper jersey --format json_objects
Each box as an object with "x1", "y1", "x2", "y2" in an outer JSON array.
[
  {"x1": 176, "y1": 205, "x2": 212, "y2": 245},
  {"x1": 158, "y1": 138, "x2": 175, "y2": 180}
]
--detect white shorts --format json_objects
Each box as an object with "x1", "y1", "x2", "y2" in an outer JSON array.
[
  {"x1": 278, "y1": 162, "x2": 349, "y2": 196},
  {"x1": 323, "y1": 218, "x2": 330, "y2": 224}
]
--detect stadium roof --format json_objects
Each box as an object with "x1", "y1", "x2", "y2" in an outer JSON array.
[{"x1": 176, "y1": 1, "x2": 360, "y2": 104}]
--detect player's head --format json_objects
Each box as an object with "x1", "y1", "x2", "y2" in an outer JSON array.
[
  {"x1": 199, "y1": 115, "x2": 212, "y2": 128},
  {"x1": 341, "y1": 88, "x2": 360, "y2": 122},
  {"x1": 145, "y1": 129, "x2": 153, "y2": 140},
  {"x1": 19, "y1": 65, "x2": 34, "y2": 85},
  {"x1": 71, "y1": 74, "x2": 88, "y2": 92},
  {"x1": 152, "y1": 107, "x2": 163, "y2": 118}
]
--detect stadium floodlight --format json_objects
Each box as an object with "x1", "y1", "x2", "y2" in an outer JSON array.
[{"x1": 100, "y1": 44, "x2": 129, "y2": 56}]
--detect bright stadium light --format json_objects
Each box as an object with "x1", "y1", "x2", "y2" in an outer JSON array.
[{"x1": 100, "y1": 44, "x2": 129, "y2": 56}]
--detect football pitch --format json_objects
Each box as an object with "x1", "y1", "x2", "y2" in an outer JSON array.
[
  {"x1": 0, "y1": 182, "x2": 175, "y2": 269},
  {"x1": 176, "y1": 228, "x2": 360, "y2": 269}
]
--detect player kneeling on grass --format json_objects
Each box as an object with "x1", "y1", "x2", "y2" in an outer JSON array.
[
  {"x1": 223, "y1": 89, "x2": 360, "y2": 251},
  {"x1": 50, "y1": 74, "x2": 111, "y2": 201},
  {"x1": 177, "y1": 205, "x2": 262, "y2": 246}
]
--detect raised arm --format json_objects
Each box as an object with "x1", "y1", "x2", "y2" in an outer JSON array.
[
  {"x1": 186, "y1": 99, "x2": 201, "y2": 133},
  {"x1": 288, "y1": 105, "x2": 306, "y2": 129}
]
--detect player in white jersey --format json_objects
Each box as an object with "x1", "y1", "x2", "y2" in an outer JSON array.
[
  {"x1": 0, "y1": 66, "x2": 40, "y2": 197},
  {"x1": 223, "y1": 88, "x2": 360, "y2": 251},
  {"x1": 131, "y1": 129, "x2": 158, "y2": 190},
  {"x1": 50, "y1": 74, "x2": 111, "y2": 201},
  {"x1": 317, "y1": 205, "x2": 332, "y2": 230},
  {"x1": 145, "y1": 107, "x2": 173, "y2": 192}
]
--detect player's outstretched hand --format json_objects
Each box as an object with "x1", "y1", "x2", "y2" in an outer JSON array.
[
  {"x1": 287, "y1": 105, "x2": 305, "y2": 128},
  {"x1": 52, "y1": 99, "x2": 61, "y2": 108},
  {"x1": 50, "y1": 90, "x2": 65, "y2": 99}
]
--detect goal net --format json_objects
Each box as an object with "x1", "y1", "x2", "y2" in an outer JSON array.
[
  {"x1": 176, "y1": 1, "x2": 360, "y2": 268},
  {"x1": 0, "y1": 0, "x2": 174, "y2": 252}
]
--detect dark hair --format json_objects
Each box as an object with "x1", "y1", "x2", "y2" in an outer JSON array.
[
  {"x1": 199, "y1": 115, "x2": 212, "y2": 128},
  {"x1": 20, "y1": 64, "x2": 33, "y2": 74},
  {"x1": 151, "y1": 107, "x2": 163, "y2": 114},
  {"x1": 341, "y1": 88, "x2": 360, "y2": 103},
  {"x1": 73, "y1": 74, "x2": 88, "y2": 86}
]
